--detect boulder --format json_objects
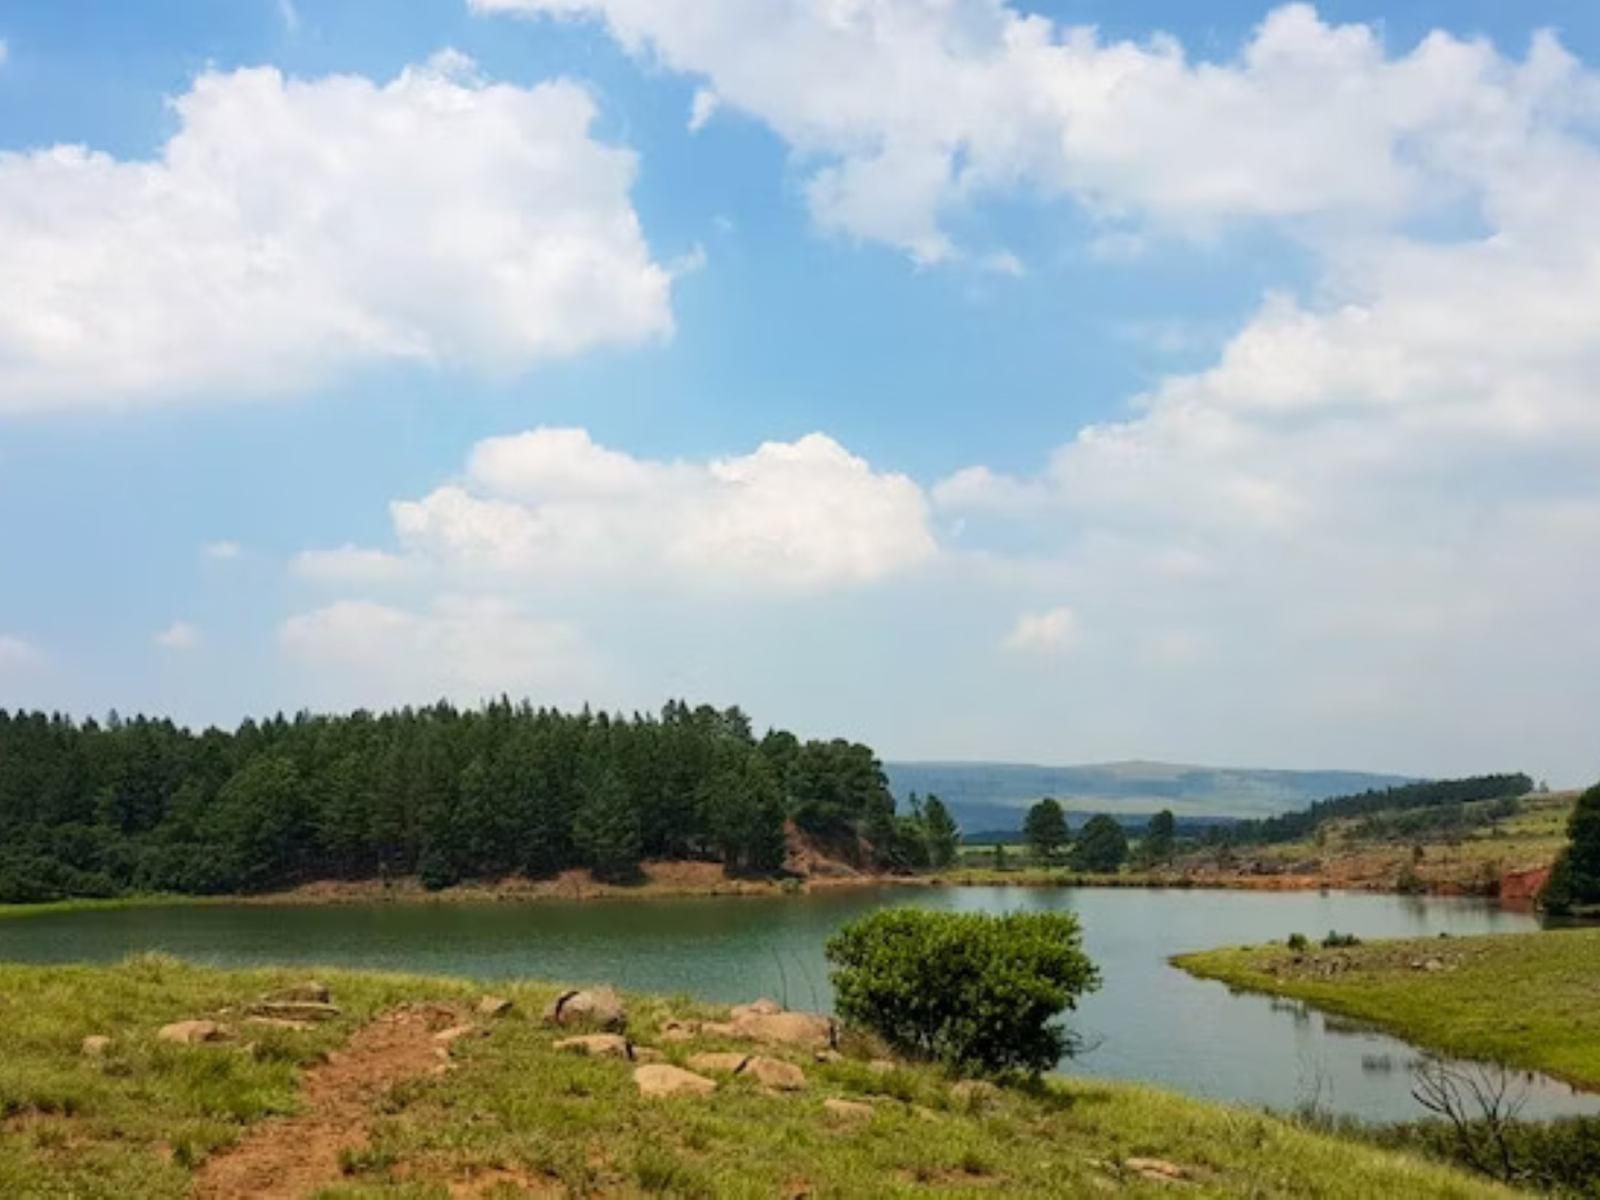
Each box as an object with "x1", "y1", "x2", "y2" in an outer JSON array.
[
  {"x1": 743, "y1": 1055, "x2": 806, "y2": 1091},
  {"x1": 553, "y1": 1034, "x2": 633, "y2": 1060},
  {"x1": 158, "y1": 1020, "x2": 225, "y2": 1045},
  {"x1": 543, "y1": 987, "x2": 626, "y2": 1031},
  {"x1": 634, "y1": 1064, "x2": 717, "y2": 1098},
  {"x1": 824, "y1": 1098, "x2": 874, "y2": 1121},
  {"x1": 477, "y1": 995, "x2": 514, "y2": 1018},
  {"x1": 687, "y1": 1052, "x2": 751, "y2": 1075},
  {"x1": 702, "y1": 1010, "x2": 836, "y2": 1051},
  {"x1": 1125, "y1": 1157, "x2": 1189, "y2": 1184},
  {"x1": 660, "y1": 1021, "x2": 699, "y2": 1043},
  {"x1": 433, "y1": 1024, "x2": 476, "y2": 1046},
  {"x1": 81, "y1": 1035, "x2": 113, "y2": 1058},
  {"x1": 632, "y1": 1046, "x2": 665, "y2": 1063}
]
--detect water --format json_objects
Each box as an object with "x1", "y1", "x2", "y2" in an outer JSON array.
[{"x1": 2, "y1": 886, "x2": 1594, "y2": 1123}]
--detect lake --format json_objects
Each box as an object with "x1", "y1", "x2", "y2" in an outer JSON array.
[{"x1": 2, "y1": 885, "x2": 1594, "y2": 1123}]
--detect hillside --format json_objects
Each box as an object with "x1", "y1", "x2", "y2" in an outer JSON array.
[
  {"x1": 0, "y1": 958, "x2": 1510, "y2": 1198},
  {"x1": 886, "y1": 760, "x2": 1412, "y2": 832}
]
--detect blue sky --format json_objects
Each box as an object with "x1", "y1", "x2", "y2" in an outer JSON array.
[{"x1": 1, "y1": 1, "x2": 1598, "y2": 782}]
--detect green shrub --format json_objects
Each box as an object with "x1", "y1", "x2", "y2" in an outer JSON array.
[
  {"x1": 1287, "y1": 932, "x2": 1310, "y2": 952},
  {"x1": 1322, "y1": 931, "x2": 1361, "y2": 949},
  {"x1": 824, "y1": 907, "x2": 1099, "y2": 1076}
]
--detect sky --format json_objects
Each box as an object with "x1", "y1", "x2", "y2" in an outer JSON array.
[{"x1": 1, "y1": 0, "x2": 1598, "y2": 783}]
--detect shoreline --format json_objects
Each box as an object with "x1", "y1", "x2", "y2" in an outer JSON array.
[{"x1": 0, "y1": 860, "x2": 1535, "y2": 919}]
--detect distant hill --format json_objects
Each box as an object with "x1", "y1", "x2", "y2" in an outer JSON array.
[{"x1": 884, "y1": 760, "x2": 1413, "y2": 835}]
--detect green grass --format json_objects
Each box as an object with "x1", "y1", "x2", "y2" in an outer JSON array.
[
  {"x1": 0, "y1": 959, "x2": 1517, "y2": 1198},
  {"x1": 1175, "y1": 927, "x2": 1600, "y2": 1091},
  {"x1": 0, "y1": 894, "x2": 219, "y2": 921}
]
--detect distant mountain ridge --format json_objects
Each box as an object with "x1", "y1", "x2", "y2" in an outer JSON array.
[{"x1": 884, "y1": 760, "x2": 1413, "y2": 835}]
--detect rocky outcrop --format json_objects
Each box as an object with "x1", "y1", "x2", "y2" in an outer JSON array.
[
  {"x1": 702, "y1": 1005, "x2": 836, "y2": 1051},
  {"x1": 687, "y1": 1051, "x2": 751, "y2": 1075},
  {"x1": 743, "y1": 1055, "x2": 806, "y2": 1091},
  {"x1": 823, "y1": 1097, "x2": 874, "y2": 1121},
  {"x1": 633, "y1": 1064, "x2": 717, "y2": 1098},
  {"x1": 477, "y1": 995, "x2": 513, "y2": 1018},
  {"x1": 159, "y1": 1019, "x2": 226, "y2": 1045},
  {"x1": 543, "y1": 987, "x2": 626, "y2": 1031}
]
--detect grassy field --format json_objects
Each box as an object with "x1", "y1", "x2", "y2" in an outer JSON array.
[
  {"x1": 0, "y1": 958, "x2": 1515, "y2": 1198},
  {"x1": 1175, "y1": 927, "x2": 1600, "y2": 1092}
]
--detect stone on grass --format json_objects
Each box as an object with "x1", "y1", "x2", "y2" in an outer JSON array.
[
  {"x1": 743, "y1": 1055, "x2": 806, "y2": 1091},
  {"x1": 81, "y1": 1035, "x2": 113, "y2": 1058},
  {"x1": 543, "y1": 987, "x2": 626, "y2": 1031},
  {"x1": 702, "y1": 1010, "x2": 836, "y2": 1051},
  {"x1": 158, "y1": 1020, "x2": 226, "y2": 1045},
  {"x1": 1126, "y1": 1157, "x2": 1189, "y2": 1183},
  {"x1": 632, "y1": 1045, "x2": 665, "y2": 1063},
  {"x1": 824, "y1": 1098, "x2": 874, "y2": 1121},
  {"x1": 553, "y1": 1034, "x2": 633, "y2": 1060},
  {"x1": 634, "y1": 1064, "x2": 717, "y2": 1098},
  {"x1": 432, "y1": 1024, "x2": 475, "y2": 1046},
  {"x1": 660, "y1": 1021, "x2": 699, "y2": 1043},
  {"x1": 477, "y1": 995, "x2": 514, "y2": 1018}
]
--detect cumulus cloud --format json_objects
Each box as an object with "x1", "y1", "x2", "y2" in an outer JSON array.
[
  {"x1": 472, "y1": 1, "x2": 1596, "y2": 260},
  {"x1": 0, "y1": 53, "x2": 672, "y2": 410},
  {"x1": 1003, "y1": 607, "x2": 1079, "y2": 655},
  {"x1": 380, "y1": 427, "x2": 937, "y2": 592},
  {"x1": 292, "y1": 545, "x2": 417, "y2": 586},
  {"x1": 279, "y1": 597, "x2": 600, "y2": 708},
  {"x1": 154, "y1": 621, "x2": 201, "y2": 651}
]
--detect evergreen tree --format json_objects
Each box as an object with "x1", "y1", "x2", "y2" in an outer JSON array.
[
  {"x1": 1071, "y1": 814, "x2": 1130, "y2": 873},
  {"x1": 1139, "y1": 809, "x2": 1177, "y2": 866},
  {"x1": 573, "y1": 766, "x2": 642, "y2": 882},
  {"x1": 922, "y1": 795, "x2": 961, "y2": 868},
  {"x1": 1542, "y1": 782, "x2": 1600, "y2": 913},
  {"x1": 1023, "y1": 797, "x2": 1070, "y2": 863}
]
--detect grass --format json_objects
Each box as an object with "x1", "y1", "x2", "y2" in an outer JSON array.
[
  {"x1": 0, "y1": 958, "x2": 1518, "y2": 1198},
  {"x1": 1174, "y1": 927, "x2": 1600, "y2": 1091},
  {"x1": 0, "y1": 894, "x2": 217, "y2": 921}
]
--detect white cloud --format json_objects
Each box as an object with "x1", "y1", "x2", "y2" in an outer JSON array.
[
  {"x1": 203, "y1": 540, "x2": 243, "y2": 560},
  {"x1": 277, "y1": 0, "x2": 301, "y2": 32},
  {"x1": 0, "y1": 53, "x2": 672, "y2": 411},
  {"x1": 688, "y1": 87, "x2": 720, "y2": 132},
  {"x1": 280, "y1": 596, "x2": 600, "y2": 708},
  {"x1": 292, "y1": 544, "x2": 417, "y2": 586},
  {"x1": 0, "y1": 634, "x2": 38, "y2": 670},
  {"x1": 472, "y1": 1, "x2": 1597, "y2": 260},
  {"x1": 154, "y1": 621, "x2": 201, "y2": 651},
  {"x1": 1003, "y1": 607, "x2": 1079, "y2": 655},
  {"x1": 386, "y1": 427, "x2": 937, "y2": 591}
]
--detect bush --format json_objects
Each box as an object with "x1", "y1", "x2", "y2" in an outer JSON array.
[
  {"x1": 824, "y1": 907, "x2": 1099, "y2": 1075},
  {"x1": 1287, "y1": 932, "x2": 1309, "y2": 952},
  {"x1": 1322, "y1": 931, "x2": 1361, "y2": 949}
]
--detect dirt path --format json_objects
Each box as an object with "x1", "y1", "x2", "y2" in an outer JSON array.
[{"x1": 191, "y1": 1003, "x2": 468, "y2": 1200}]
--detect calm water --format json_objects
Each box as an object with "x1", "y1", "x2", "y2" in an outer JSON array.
[{"x1": 2, "y1": 886, "x2": 1594, "y2": 1122}]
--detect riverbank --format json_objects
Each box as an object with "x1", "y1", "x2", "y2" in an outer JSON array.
[
  {"x1": 1174, "y1": 927, "x2": 1600, "y2": 1092},
  {"x1": 0, "y1": 957, "x2": 1514, "y2": 1198}
]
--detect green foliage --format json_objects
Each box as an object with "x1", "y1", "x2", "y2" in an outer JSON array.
[
  {"x1": 1022, "y1": 797, "x2": 1069, "y2": 863},
  {"x1": 1322, "y1": 931, "x2": 1361, "y2": 949},
  {"x1": 1287, "y1": 933, "x2": 1310, "y2": 952},
  {"x1": 1224, "y1": 774, "x2": 1533, "y2": 847},
  {"x1": 1070, "y1": 814, "x2": 1129, "y2": 873},
  {"x1": 1138, "y1": 809, "x2": 1176, "y2": 866},
  {"x1": 825, "y1": 907, "x2": 1100, "y2": 1075},
  {"x1": 1541, "y1": 782, "x2": 1600, "y2": 914},
  {"x1": 921, "y1": 796, "x2": 961, "y2": 869},
  {"x1": 0, "y1": 700, "x2": 894, "y2": 900},
  {"x1": 1367, "y1": 1114, "x2": 1600, "y2": 1196}
]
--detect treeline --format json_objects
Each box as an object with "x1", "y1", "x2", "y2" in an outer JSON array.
[
  {"x1": 0, "y1": 700, "x2": 960, "y2": 903},
  {"x1": 1212, "y1": 774, "x2": 1533, "y2": 847}
]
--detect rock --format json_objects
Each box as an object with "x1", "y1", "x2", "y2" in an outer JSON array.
[
  {"x1": 553, "y1": 1034, "x2": 633, "y2": 1060},
  {"x1": 823, "y1": 1097, "x2": 874, "y2": 1121},
  {"x1": 743, "y1": 1055, "x2": 806, "y2": 1091},
  {"x1": 634, "y1": 1064, "x2": 717, "y2": 1098},
  {"x1": 433, "y1": 1024, "x2": 476, "y2": 1046},
  {"x1": 247, "y1": 1001, "x2": 341, "y2": 1022},
  {"x1": 950, "y1": 1080, "x2": 1000, "y2": 1107},
  {"x1": 660, "y1": 1021, "x2": 699, "y2": 1043},
  {"x1": 477, "y1": 995, "x2": 513, "y2": 1018},
  {"x1": 702, "y1": 1010, "x2": 836, "y2": 1051},
  {"x1": 81, "y1": 1035, "x2": 113, "y2": 1058},
  {"x1": 1125, "y1": 1157, "x2": 1188, "y2": 1184},
  {"x1": 158, "y1": 1020, "x2": 225, "y2": 1045},
  {"x1": 265, "y1": 981, "x2": 330, "y2": 1004},
  {"x1": 730, "y1": 998, "x2": 783, "y2": 1019},
  {"x1": 543, "y1": 987, "x2": 627, "y2": 1031},
  {"x1": 688, "y1": 1052, "x2": 751, "y2": 1075},
  {"x1": 1421, "y1": 958, "x2": 1445, "y2": 973}
]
